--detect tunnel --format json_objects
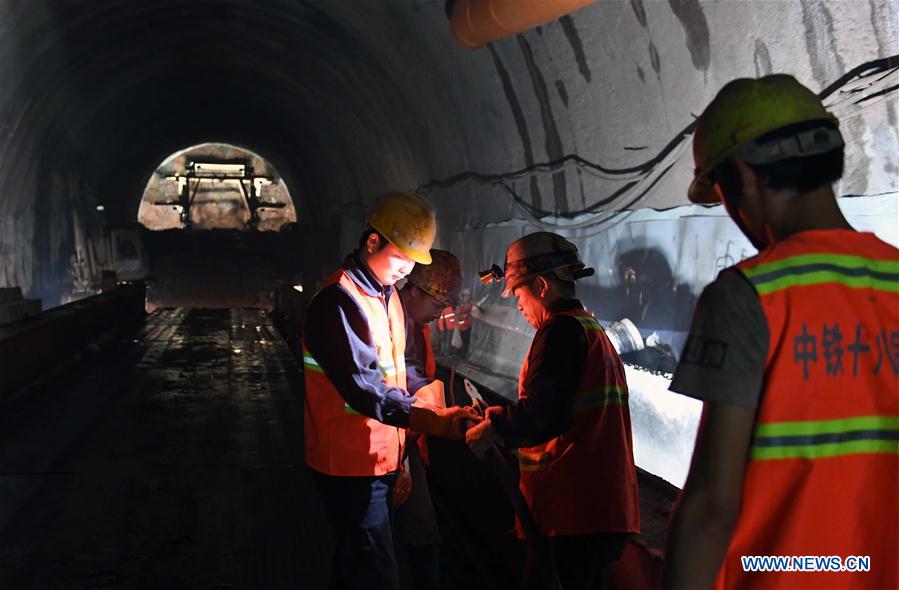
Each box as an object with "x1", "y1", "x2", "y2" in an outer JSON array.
[{"x1": 0, "y1": 1, "x2": 897, "y2": 588}]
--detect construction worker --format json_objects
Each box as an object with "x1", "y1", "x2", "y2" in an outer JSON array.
[
  {"x1": 663, "y1": 75, "x2": 898, "y2": 589},
  {"x1": 395, "y1": 249, "x2": 463, "y2": 590},
  {"x1": 467, "y1": 232, "x2": 640, "y2": 590},
  {"x1": 436, "y1": 305, "x2": 456, "y2": 355},
  {"x1": 302, "y1": 192, "x2": 480, "y2": 590},
  {"x1": 454, "y1": 288, "x2": 480, "y2": 359}
]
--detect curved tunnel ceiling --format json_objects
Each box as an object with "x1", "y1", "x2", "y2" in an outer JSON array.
[
  {"x1": 2, "y1": 0, "x2": 449, "y2": 228},
  {"x1": 1, "y1": 0, "x2": 896, "y2": 302}
]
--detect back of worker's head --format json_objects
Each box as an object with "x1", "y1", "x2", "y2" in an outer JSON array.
[
  {"x1": 359, "y1": 192, "x2": 437, "y2": 286},
  {"x1": 712, "y1": 120, "x2": 844, "y2": 203},
  {"x1": 689, "y1": 75, "x2": 845, "y2": 248}
]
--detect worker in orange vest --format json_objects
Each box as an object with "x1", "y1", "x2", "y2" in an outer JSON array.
[
  {"x1": 454, "y1": 288, "x2": 480, "y2": 359},
  {"x1": 436, "y1": 305, "x2": 455, "y2": 355},
  {"x1": 663, "y1": 75, "x2": 898, "y2": 589},
  {"x1": 395, "y1": 249, "x2": 463, "y2": 590},
  {"x1": 302, "y1": 193, "x2": 480, "y2": 590},
  {"x1": 438, "y1": 288, "x2": 480, "y2": 359},
  {"x1": 467, "y1": 232, "x2": 640, "y2": 590}
]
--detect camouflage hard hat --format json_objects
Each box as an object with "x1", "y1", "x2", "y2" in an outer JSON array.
[{"x1": 406, "y1": 249, "x2": 463, "y2": 306}]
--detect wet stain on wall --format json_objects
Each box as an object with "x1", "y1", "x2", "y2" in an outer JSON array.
[
  {"x1": 799, "y1": 0, "x2": 870, "y2": 193},
  {"x1": 800, "y1": 0, "x2": 847, "y2": 87},
  {"x1": 517, "y1": 34, "x2": 568, "y2": 214},
  {"x1": 555, "y1": 80, "x2": 569, "y2": 107},
  {"x1": 649, "y1": 40, "x2": 661, "y2": 78},
  {"x1": 753, "y1": 39, "x2": 773, "y2": 77},
  {"x1": 668, "y1": 0, "x2": 710, "y2": 72},
  {"x1": 868, "y1": 0, "x2": 898, "y2": 128},
  {"x1": 630, "y1": 0, "x2": 648, "y2": 28},
  {"x1": 488, "y1": 44, "x2": 543, "y2": 211},
  {"x1": 559, "y1": 15, "x2": 592, "y2": 83}
]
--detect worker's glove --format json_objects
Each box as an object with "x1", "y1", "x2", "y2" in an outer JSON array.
[
  {"x1": 391, "y1": 459, "x2": 413, "y2": 508},
  {"x1": 410, "y1": 404, "x2": 482, "y2": 440},
  {"x1": 465, "y1": 418, "x2": 499, "y2": 459}
]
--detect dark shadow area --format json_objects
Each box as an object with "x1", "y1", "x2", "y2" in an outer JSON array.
[
  {"x1": 144, "y1": 228, "x2": 303, "y2": 310},
  {"x1": 0, "y1": 308, "x2": 331, "y2": 589}
]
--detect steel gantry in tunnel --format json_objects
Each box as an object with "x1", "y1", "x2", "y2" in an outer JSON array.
[{"x1": 0, "y1": 1, "x2": 897, "y2": 589}]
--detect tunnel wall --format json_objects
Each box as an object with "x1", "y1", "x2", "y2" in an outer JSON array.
[{"x1": 0, "y1": 1, "x2": 895, "y2": 307}]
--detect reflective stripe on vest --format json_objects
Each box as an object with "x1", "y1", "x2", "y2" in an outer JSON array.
[
  {"x1": 302, "y1": 350, "x2": 323, "y2": 373},
  {"x1": 751, "y1": 415, "x2": 899, "y2": 460},
  {"x1": 714, "y1": 231, "x2": 899, "y2": 589},
  {"x1": 574, "y1": 385, "x2": 628, "y2": 414},
  {"x1": 303, "y1": 347, "x2": 406, "y2": 414},
  {"x1": 515, "y1": 384, "x2": 629, "y2": 471},
  {"x1": 303, "y1": 347, "x2": 359, "y2": 414},
  {"x1": 742, "y1": 253, "x2": 899, "y2": 295},
  {"x1": 514, "y1": 308, "x2": 640, "y2": 537}
]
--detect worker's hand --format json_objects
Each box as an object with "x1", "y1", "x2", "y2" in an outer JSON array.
[
  {"x1": 465, "y1": 418, "x2": 497, "y2": 459},
  {"x1": 409, "y1": 405, "x2": 482, "y2": 440},
  {"x1": 391, "y1": 461, "x2": 412, "y2": 507}
]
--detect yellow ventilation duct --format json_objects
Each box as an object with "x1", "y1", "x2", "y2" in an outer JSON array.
[{"x1": 450, "y1": 0, "x2": 596, "y2": 49}]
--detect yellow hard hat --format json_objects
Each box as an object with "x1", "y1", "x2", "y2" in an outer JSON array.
[
  {"x1": 689, "y1": 74, "x2": 840, "y2": 204},
  {"x1": 406, "y1": 249, "x2": 463, "y2": 306},
  {"x1": 367, "y1": 192, "x2": 437, "y2": 265},
  {"x1": 487, "y1": 232, "x2": 594, "y2": 298}
]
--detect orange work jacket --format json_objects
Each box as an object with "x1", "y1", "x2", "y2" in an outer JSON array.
[
  {"x1": 303, "y1": 269, "x2": 407, "y2": 476},
  {"x1": 454, "y1": 301, "x2": 474, "y2": 332},
  {"x1": 515, "y1": 309, "x2": 640, "y2": 537},
  {"x1": 713, "y1": 230, "x2": 898, "y2": 589}
]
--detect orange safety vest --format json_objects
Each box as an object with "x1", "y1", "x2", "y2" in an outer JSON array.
[
  {"x1": 515, "y1": 308, "x2": 640, "y2": 537},
  {"x1": 412, "y1": 323, "x2": 440, "y2": 464},
  {"x1": 303, "y1": 269, "x2": 407, "y2": 476},
  {"x1": 455, "y1": 301, "x2": 474, "y2": 331},
  {"x1": 438, "y1": 306, "x2": 455, "y2": 331},
  {"x1": 714, "y1": 230, "x2": 899, "y2": 589}
]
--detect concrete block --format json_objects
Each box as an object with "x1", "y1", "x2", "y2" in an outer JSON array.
[
  {"x1": 0, "y1": 287, "x2": 23, "y2": 304},
  {"x1": 0, "y1": 299, "x2": 42, "y2": 324}
]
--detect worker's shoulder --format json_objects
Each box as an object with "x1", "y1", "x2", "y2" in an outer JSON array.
[
  {"x1": 540, "y1": 311, "x2": 589, "y2": 341},
  {"x1": 705, "y1": 267, "x2": 757, "y2": 297},
  {"x1": 306, "y1": 281, "x2": 362, "y2": 315},
  {"x1": 694, "y1": 269, "x2": 763, "y2": 327}
]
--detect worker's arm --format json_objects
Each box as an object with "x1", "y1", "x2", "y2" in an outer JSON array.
[
  {"x1": 663, "y1": 269, "x2": 768, "y2": 588},
  {"x1": 403, "y1": 323, "x2": 430, "y2": 396},
  {"x1": 303, "y1": 284, "x2": 413, "y2": 427},
  {"x1": 405, "y1": 363, "x2": 430, "y2": 397},
  {"x1": 488, "y1": 313, "x2": 586, "y2": 448},
  {"x1": 662, "y1": 400, "x2": 755, "y2": 589}
]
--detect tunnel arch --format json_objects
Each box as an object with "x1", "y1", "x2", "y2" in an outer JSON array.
[{"x1": 137, "y1": 142, "x2": 297, "y2": 232}]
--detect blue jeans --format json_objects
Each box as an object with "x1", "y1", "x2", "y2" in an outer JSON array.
[{"x1": 312, "y1": 469, "x2": 399, "y2": 590}]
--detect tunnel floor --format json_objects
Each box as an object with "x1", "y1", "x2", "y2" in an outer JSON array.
[{"x1": 0, "y1": 309, "x2": 331, "y2": 589}]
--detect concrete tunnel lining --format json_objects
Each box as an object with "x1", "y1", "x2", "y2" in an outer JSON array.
[{"x1": 1, "y1": 1, "x2": 896, "y2": 303}]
